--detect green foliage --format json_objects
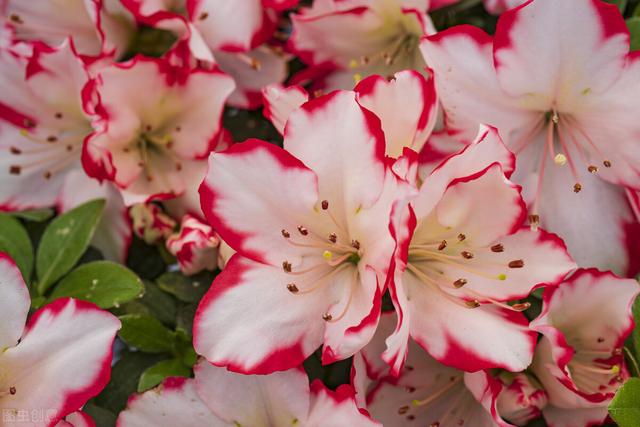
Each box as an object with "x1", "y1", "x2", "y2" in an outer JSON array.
[
  {"x1": 609, "y1": 378, "x2": 640, "y2": 426},
  {"x1": 627, "y1": 17, "x2": 640, "y2": 50},
  {"x1": 156, "y1": 271, "x2": 212, "y2": 303},
  {"x1": 137, "y1": 359, "x2": 191, "y2": 392},
  {"x1": 10, "y1": 208, "x2": 54, "y2": 222},
  {"x1": 36, "y1": 199, "x2": 105, "y2": 294},
  {"x1": 0, "y1": 213, "x2": 34, "y2": 282},
  {"x1": 118, "y1": 314, "x2": 178, "y2": 353},
  {"x1": 49, "y1": 261, "x2": 144, "y2": 309}
]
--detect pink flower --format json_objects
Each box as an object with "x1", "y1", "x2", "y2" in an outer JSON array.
[
  {"x1": 497, "y1": 373, "x2": 548, "y2": 426},
  {"x1": 82, "y1": 54, "x2": 235, "y2": 205},
  {"x1": 384, "y1": 126, "x2": 576, "y2": 374},
  {"x1": 289, "y1": 0, "x2": 434, "y2": 91},
  {"x1": 166, "y1": 214, "x2": 220, "y2": 275},
  {"x1": 117, "y1": 362, "x2": 379, "y2": 426},
  {"x1": 420, "y1": 0, "x2": 640, "y2": 276},
  {"x1": 194, "y1": 91, "x2": 403, "y2": 373},
  {"x1": 355, "y1": 312, "x2": 514, "y2": 427},
  {"x1": 0, "y1": 253, "x2": 120, "y2": 425},
  {"x1": 530, "y1": 269, "x2": 640, "y2": 427},
  {"x1": 2, "y1": 0, "x2": 134, "y2": 56},
  {"x1": 130, "y1": 203, "x2": 176, "y2": 245}
]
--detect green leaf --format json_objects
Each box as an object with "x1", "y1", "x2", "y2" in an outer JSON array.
[
  {"x1": 626, "y1": 17, "x2": 640, "y2": 51},
  {"x1": 609, "y1": 378, "x2": 640, "y2": 426},
  {"x1": 11, "y1": 208, "x2": 54, "y2": 222},
  {"x1": 118, "y1": 313, "x2": 177, "y2": 353},
  {"x1": 606, "y1": 0, "x2": 628, "y2": 12},
  {"x1": 139, "y1": 280, "x2": 177, "y2": 326},
  {"x1": 156, "y1": 271, "x2": 212, "y2": 303},
  {"x1": 36, "y1": 199, "x2": 105, "y2": 294},
  {"x1": 82, "y1": 403, "x2": 117, "y2": 427},
  {"x1": 0, "y1": 213, "x2": 34, "y2": 282},
  {"x1": 633, "y1": 295, "x2": 640, "y2": 360},
  {"x1": 137, "y1": 359, "x2": 190, "y2": 392},
  {"x1": 49, "y1": 261, "x2": 144, "y2": 309}
]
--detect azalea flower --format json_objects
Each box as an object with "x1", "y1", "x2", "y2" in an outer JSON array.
[
  {"x1": 262, "y1": 83, "x2": 309, "y2": 135},
  {"x1": 496, "y1": 372, "x2": 548, "y2": 426},
  {"x1": 420, "y1": 0, "x2": 640, "y2": 276},
  {"x1": 354, "y1": 312, "x2": 514, "y2": 427},
  {"x1": 194, "y1": 90, "x2": 402, "y2": 373},
  {"x1": 82, "y1": 54, "x2": 235, "y2": 205},
  {"x1": 166, "y1": 214, "x2": 220, "y2": 275},
  {"x1": 1, "y1": 0, "x2": 134, "y2": 56},
  {"x1": 289, "y1": 0, "x2": 434, "y2": 90},
  {"x1": 117, "y1": 362, "x2": 379, "y2": 426},
  {"x1": 130, "y1": 202, "x2": 176, "y2": 245},
  {"x1": 384, "y1": 126, "x2": 576, "y2": 374},
  {"x1": 0, "y1": 253, "x2": 120, "y2": 425},
  {"x1": 120, "y1": 0, "x2": 289, "y2": 109},
  {"x1": 530, "y1": 269, "x2": 640, "y2": 427}
]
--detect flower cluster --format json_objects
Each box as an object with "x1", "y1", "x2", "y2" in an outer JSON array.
[{"x1": 0, "y1": 0, "x2": 639, "y2": 426}]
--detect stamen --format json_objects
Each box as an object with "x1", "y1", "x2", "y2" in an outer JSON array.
[
  {"x1": 9, "y1": 165, "x2": 21, "y2": 175},
  {"x1": 351, "y1": 240, "x2": 360, "y2": 250},
  {"x1": 588, "y1": 165, "x2": 598, "y2": 173},
  {"x1": 321, "y1": 200, "x2": 329, "y2": 210},
  {"x1": 554, "y1": 153, "x2": 567, "y2": 166},
  {"x1": 322, "y1": 313, "x2": 332, "y2": 321},
  {"x1": 438, "y1": 240, "x2": 447, "y2": 251},
  {"x1": 453, "y1": 278, "x2": 467, "y2": 288},
  {"x1": 465, "y1": 300, "x2": 480, "y2": 308},
  {"x1": 491, "y1": 244, "x2": 504, "y2": 253},
  {"x1": 287, "y1": 283, "x2": 299, "y2": 293},
  {"x1": 281, "y1": 229, "x2": 290, "y2": 238},
  {"x1": 282, "y1": 261, "x2": 292, "y2": 272},
  {"x1": 460, "y1": 251, "x2": 473, "y2": 259},
  {"x1": 457, "y1": 233, "x2": 466, "y2": 242},
  {"x1": 508, "y1": 259, "x2": 524, "y2": 268},
  {"x1": 323, "y1": 250, "x2": 333, "y2": 261},
  {"x1": 297, "y1": 226, "x2": 309, "y2": 236},
  {"x1": 412, "y1": 377, "x2": 461, "y2": 407},
  {"x1": 329, "y1": 233, "x2": 337, "y2": 243},
  {"x1": 573, "y1": 183, "x2": 582, "y2": 193},
  {"x1": 603, "y1": 160, "x2": 612, "y2": 168},
  {"x1": 528, "y1": 214, "x2": 540, "y2": 231},
  {"x1": 511, "y1": 302, "x2": 531, "y2": 311},
  {"x1": 398, "y1": 406, "x2": 410, "y2": 415}
]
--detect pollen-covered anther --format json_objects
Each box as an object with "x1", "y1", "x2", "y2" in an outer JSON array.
[
  {"x1": 322, "y1": 313, "x2": 333, "y2": 321},
  {"x1": 282, "y1": 261, "x2": 292, "y2": 272},
  {"x1": 511, "y1": 302, "x2": 531, "y2": 311},
  {"x1": 297, "y1": 226, "x2": 308, "y2": 236},
  {"x1": 351, "y1": 240, "x2": 360, "y2": 250},
  {"x1": 603, "y1": 160, "x2": 612, "y2": 168},
  {"x1": 9, "y1": 387, "x2": 16, "y2": 395},
  {"x1": 453, "y1": 278, "x2": 467, "y2": 288},
  {"x1": 465, "y1": 300, "x2": 480, "y2": 308},
  {"x1": 554, "y1": 153, "x2": 567, "y2": 166},
  {"x1": 328, "y1": 233, "x2": 337, "y2": 243},
  {"x1": 281, "y1": 229, "x2": 290, "y2": 238},
  {"x1": 438, "y1": 240, "x2": 447, "y2": 251},
  {"x1": 398, "y1": 406, "x2": 410, "y2": 415},
  {"x1": 323, "y1": 251, "x2": 333, "y2": 261},
  {"x1": 9, "y1": 13, "x2": 22, "y2": 24},
  {"x1": 491, "y1": 244, "x2": 504, "y2": 252},
  {"x1": 9, "y1": 147, "x2": 21, "y2": 155},
  {"x1": 286, "y1": 283, "x2": 299, "y2": 293},
  {"x1": 460, "y1": 251, "x2": 473, "y2": 259},
  {"x1": 457, "y1": 233, "x2": 466, "y2": 241},
  {"x1": 321, "y1": 200, "x2": 329, "y2": 210},
  {"x1": 573, "y1": 183, "x2": 582, "y2": 193},
  {"x1": 199, "y1": 12, "x2": 209, "y2": 20},
  {"x1": 9, "y1": 165, "x2": 21, "y2": 175},
  {"x1": 588, "y1": 165, "x2": 598, "y2": 173},
  {"x1": 46, "y1": 135, "x2": 58, "y2": 143},
  {"x1": 43, "y1": 171, "x2": 52, "y2": 180},
  {"x1": 508, "y1": 259, "x2": 525, "y2": 268}
]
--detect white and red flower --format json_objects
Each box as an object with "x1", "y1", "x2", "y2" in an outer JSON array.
[
  {"x1": 194, "y1": 90, "x2": 403, "y2": 373},
  {"x1": 289, "y1": 0, "x2": 434, "y2": 91},
  {"x1": 1, "y1": 0, "x2": 134, "y2": 56},
  {"x1": 166, "y1": 214, "x2": 219, "y2": 275},
  {"x1": 420, "y1": 0, "x2": 640, "y2": 276},
  {"x1": 384, "y1": 126, "x2": 576, "y2": 374},
  {"x1": 530, "y1": 269, "x2": 640, "y2": 427},
  {"x1": 0, "y1": 253, "x2": 120, "y2": 426},
  {"x1": 130, "y1": 202, "x2": 176, "y2": 245},
  {"x1": 356, "y1": 312, "x2": 514, "y2": 427},
  {"x1": 117, "y1": 362, "x2": 379, "y2": 426},
  {"x1": 82, "y1": 54, "x2": 235, "y2": 205},
  {"x1": 497, "y1": 372, "x2": 548, "y2": 426}
]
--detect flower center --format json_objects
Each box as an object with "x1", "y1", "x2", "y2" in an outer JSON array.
[
  {"x1": 568, "y1": 346, "x2": 624, "y2": 395},
  {"x1": 125, "y1": 124, "x2": 184, "y2": 182},
  {"x1": 280, "y1": 200, "x2": 363, "y2": 323},
  {"x1": 406, "y1": 233, "x2": 529, "y2": 312}
]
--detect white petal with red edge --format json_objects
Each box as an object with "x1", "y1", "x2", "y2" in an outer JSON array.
[
  {"x1": 194, "y1": 361, "x2": 309, "y2": 425},
  {"x1": 542, "y1": 405, "x2": 608, "y2": 427},
  {"x1": 0, "y1": 299, "x2": 120, "y2": 424},
  {"x1": 0, "y1": 253, "x2": 30, "y2": 350},
  {"x1": 55, "y1": 411, "x2": 95, "y2": 427},
  {"x1": 262, "y1": 84, "x2": 309, "y2": 135},
  {"x1": 306, "y1": 381, "x2": 381, "y2": 427},
  {"x1": 193, "y1": 255, "x2": 329, "y2": 374},
  {"x1": 117, "y1": 377, "x2": 226, "y2": 427},
  {"x1": 198, "y1": 139, "x2": 319, "y2": 266},
  {"x1": 355, "y1": 70, "x2": 437, "y2": 158}
]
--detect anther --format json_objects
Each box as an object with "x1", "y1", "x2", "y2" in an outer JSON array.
[
  {"x1": 491, "y1": 244, "x2": 504, "y2": 253},
  {"x1": 9, "y1": 147, "x2": 21, "y2": 154},
  {"x1": 453, "y1": 278, "x2": 467, "y2": 288},
  {"x1": 66, "y1": 145, "x2": 73, "y2": 152},
  {"x1": 603, "y1": 160, "x2": 612, "y2": 168},
  {"x1": 321, "y1": 200, "x2": 329, "y2": 210},
  {"x1": 287, "y1": 283, "x2": 299, "y2": 293},
  {"x1": 9, "y1": 13, "x2": 22, "y2": 24},
  {"x1": 438, "y1": 240, "x2": 447, "y2": 251},
  {"x1": 323, "y1": 251, "x2": 333, "y2": 261},
  {"x1": 512, "y1": 302, "x2": 531, "y2": 311},
  {"x1": 43, "y1": 171, "x2": 52, "y2": 179},
  {"x1": 465, "y1": 300, "x2": 480, "y2": 308},
  {"x1": 322, "y1": 313, "x2": 333, "y2": 321},
  {"x1": 588, "y1": 165, "x2": 598, "y2": 173},
  {"x1": 282, "y1": 261, "x2": 292, "y2": 272},
  {"x1": 297, "y1": 226, "x2": 308, "y2": 236},
  {"x1": 457, "y1": 233, "x2": 466, "y2": 241},
  {"x1": 199, "y1": 12, "x2": 209, "y2": 20},
  {"x1": 573, "y1": 183, "x2": 582, "y2": 193},
  {"x1": 329, "y1": 233, "x2": 337, "y2": 243},
  {"x1": 554, "y1": 153, "x2": 567, "y2": 166},
  {"x1": 508, "y1": 259, "x2": 524, "y2": 268},
  {"x1": 460, "y1": 251, "x2": 473, "y2": 259},
  {"x1": 46, "y1": 135, "x2": 57, "y2": 142},
  {"x1": 9, "y1": 165, "x2": 21, "y2": 175},
  {"x1": 9, "y1": 387, "x2": 16, "y2": 395},
  {"x1": 54, "y1": 112, "x2": 63, "y2": 119},
  {"x1": 351, "y1": 240, "x2": 360, "y2": 250},
  {"x1": 281, "y1": 229, "x2": 290, "y2": 238},
  {"x1": 398, "y1": 406, "x2": 410, "y2": 415}
]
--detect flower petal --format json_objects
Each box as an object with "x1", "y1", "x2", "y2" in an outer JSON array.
[
  {"x1": 262, "y1": 84, "x2": 309, "y2": 135},
  {"x1": 0, "y1": 253, "x2": 29, "y2": 350},
  {"x1": 306, "y1": 381, "x2": 381, "y2": 427}
]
